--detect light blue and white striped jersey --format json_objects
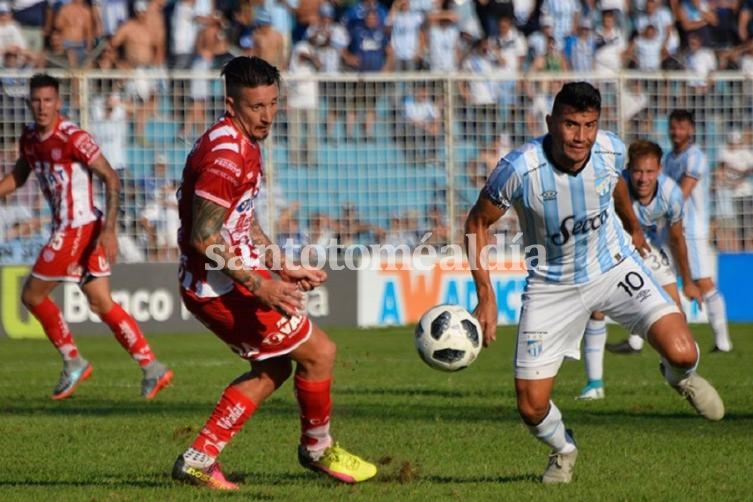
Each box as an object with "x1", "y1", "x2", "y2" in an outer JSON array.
[
  {"x1": 662, "y1": 144, "x2": 710, "y2": 238},
  {"x1": 624, "y1": 171, "x2": 684, "y2": 248},
  {"x1": 484, "y1": 130, "x2": 634, "y2": 284}
]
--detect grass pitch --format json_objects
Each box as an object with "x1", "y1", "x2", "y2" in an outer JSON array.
[{"x1": 1, "y1": 324, "x2": 752, "y2": 501}]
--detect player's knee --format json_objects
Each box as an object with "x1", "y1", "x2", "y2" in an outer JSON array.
[
  {"x1": 590, "y1": 311, "x2": 605, "y2": 321},
  {"x1": 317, "y1": 336, "x2": 337, "y2": 367},
  {"x1": 665, "y1": 338, "x2": 699, "y2": 368},
  {"x1": 261, "y1": 359, "x2": 294, "y2": 390},
  {"x1": 517, "y1": 396, "x2": 549, "y2": 425},
  {"x1": 86, "y1": 294, "x2": 113, "y2": 316}
]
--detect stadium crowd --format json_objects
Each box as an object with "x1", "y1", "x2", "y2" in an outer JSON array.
[{"x1": 2, "y1": 0, "x2": 753, "y2": 259}]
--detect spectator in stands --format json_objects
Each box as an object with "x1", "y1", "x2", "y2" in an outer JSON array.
[
  {"x1": 383, "y1": 211, "x2": 417, "y2": 248},
  {"x1": 398, "y1": 82, "x2": 442, "y2": 163},
  {"x1": 343, "y1": 0, "x2": 387, "y2": 32},
  {"x1": 261, "y1": 0, "x2": 297, "y2": 60},
  {"x1": 540, "y1": 0, "x2": 582, "y2": 48},
  {"x1": 459, "y1": 37, "x2": 500, "y2": 143},
  {"x1": 473, "y1": 0, "x2": 513, "y2": 38},
  {"x1": 710, "y1": 0, "x2": 738, "y2": 49},
  {"x1": 110, "y1": 0, "x2": 162, "y2": 145},
  {"x1": 677, "y1": 0, "x2": 717, "y2": 47},
  {"x1": 529, "y1": 34, "x2": 569, "y2": 71},
  {"x1": 277, "y1": 201, "x2": 308, "y2": 261},
  {"x1": 564, "y1": 18, "x2": 596, "y2": 72},
  {"x1": 386, "y1": 0, "x2": 424, "y2": 71},
  {"x1": 93, "y1": 0, "x2": 129, "y2": 39},
  {"x1": 625, "y1": 23, "x2": 664, "y2": 70},
  {"x1": 293, "y1": 0, "x2": 324, "y2": 43},
  {"x1": 343, "y1": 8, "x2": 392, "y2": 140},
  {"x1": 9, "y1": 0, "x2": 49, "y2": 54},
  {"x1": 524, "y1": 80, "x2": 557, "y2": 136},
  {"x1": 287, "y1": 36, "x2": 320, "y2": 166},
  {"x1": 0, "y1": 1, "x2": 29, "y2": 58},
  {"x1": 90, "y1": 92, "x2": 128, "y2": 172},
  {"x1": 594, "y1": 9, "x2": 627, "y2": 74},
  {"x1": 140, "y1": 153, "x2": 179, "y2": 261},
  {"x1": 527, "y1": 14, "x2": 557, "y2": 66},
  {"x1": 493, "y1": 15, "x2": 527, "y2": 73},
  {"x1": 715, "y1": 130, "x2": 753, "y2": 250},
  {"x1": 53, "y1": 0, "x2": 94, "y2": 67},
  {"x1": 305, "y1": 2, "x2": 349, "y2": 143},
  {"x1": 425, "y1": 6, "x2": 461, "y2": 72},
  {"x1": 307, "y1": 211, "x2": 335, "y2": 251},
  {"x1": 336, "y1": 201, "x2": 382, "y2": 246},
  {"x1": 683, "y1": 31, "x2": 716, "y2": 118},
  {"x1": 169, "y1": 0, "x2": 201, "y2": 70},
  {"x1": 253, "y1": 8, "x2": 287, "y2": 70},
  {"x1": 634, "y1": 0, "x2": 680, "y2": 60},
  {"x1": 41, "y1": 27, "x2": 71, "y2": 68},
  {"x1": 422, "y1": 204, "x2": 450, "y2": 247}
]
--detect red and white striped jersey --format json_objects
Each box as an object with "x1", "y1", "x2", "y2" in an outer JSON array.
[
  {"x1": 19, "y1": 118, "x2": 102, "y2": 230},
  {"x1": 178, "y1": 115, "x2": 264, "y2": 299}
]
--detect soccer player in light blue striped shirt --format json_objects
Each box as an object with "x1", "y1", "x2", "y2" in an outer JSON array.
[
  {"x1": 465, "y1": 83, "x2": 724, "y2": 484},
  {"x1": 662, "y1": 109, "x2": 732, "y2": 352},
  {"x1": 579, "y1": 140, "x2": 704, "y2": 400}
]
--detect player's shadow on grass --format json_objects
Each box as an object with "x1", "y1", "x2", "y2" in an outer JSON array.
[
  {"x1": 421, "y1": 473, "x2": 539, "y2": 484},
  {"x1": 337, "y1": 386, "x2": 506, "y2": 399}
]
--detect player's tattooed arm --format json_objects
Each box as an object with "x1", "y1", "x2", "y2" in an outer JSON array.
[
  {"x1": 89, "y1": 154, "x2": 121, "y2": 233},
  {"x1": 191, "y1": 196, "x2": 264, "y2": 292},
  {"x1": 250, "y1": 216, "x2": 284, "y2": 271},
  {"x1": 0, "y1": 157, "x2": 32, "y2": 198}
]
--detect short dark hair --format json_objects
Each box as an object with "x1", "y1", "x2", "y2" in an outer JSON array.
[
  {"x1": 221, "y1": 56, "x2": 281, "y2": 99},
  {"x1": 628, "y1": 140, "x2": 663, "y2": 167},
  {"x1": 552, "y1": 81, "x2": 601, "y2": 116},
  {"x1": 29, "y1": 73, "x2": 60, "y2": 93},
  {"x1": 669, "y1": 109, "x2": 694, "y2": 125}
]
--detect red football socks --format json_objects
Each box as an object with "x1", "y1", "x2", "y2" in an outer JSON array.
[
  {"x1": 191, "y1": 386, "x2": 257, "y2": 458},
  {"x1": 294, "y1": 375, "x2": 333, "y2": 451},
  {"x1": 28, "y1": 297, "x2": 78, "y2": 361},
  {"x1": 100, "y1": 303, "x2": 156, "y2": 367}
]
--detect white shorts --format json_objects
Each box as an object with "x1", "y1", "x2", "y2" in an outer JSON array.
[
  {"x1": 514, "y1": 253, "x2": 679, "y2": 380},
  {"x1": 643, "y1": 244, "x2": 676, "y2": 286},
  {"x1": 686, "y1": 238, "x2": 713, "y2": 280}
]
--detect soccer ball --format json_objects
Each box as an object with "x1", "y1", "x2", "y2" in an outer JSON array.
[{"x1": 414, "y1": 304, "x2": 482, "y2": 372}]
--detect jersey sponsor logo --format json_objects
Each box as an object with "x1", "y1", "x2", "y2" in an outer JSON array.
[
  {"x1": 550, "y1": 208, "x2": 609, "y2": 246},
  {"x1": 206, "y1": 167, "x2": 240, "y2": 185},
  {"x1": 213, "y1": 158, "x2": 242, "y2": 177},
  {"x1": 262, "y1": 332, "x2": 287, "y2": 346},
  {"x1": 541, "y1": 190, "x2": 557, "y2": 201},
  {"x1": 236, "y1": 198, "x2": 252, "y2": 213},
  {"x1": 66, "y1": 263, "x2": 83, "y2": 277}
]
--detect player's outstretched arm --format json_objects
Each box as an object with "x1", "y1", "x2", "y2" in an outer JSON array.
[
  {"x1": 0, "y1": 157, "x2": 32, "y2": 198},
  {"x1": 89, "y1": 154, "x2": 121, "y2": 263},
  {"x1": 464, "y1": 192, "x2": 505, "y2": 347},
  {"x1": 678, "y1": 174, "x2": 699, "y2": 200},
  {"x1": 614, "y1": 176, "x2": 650, "y2": 256},
  {"x1": 192, "y1": 196, "x2": 304, "y2": 316},
  {"x1": 667, "y1": 220, "x2": 702, "y2": 306}
]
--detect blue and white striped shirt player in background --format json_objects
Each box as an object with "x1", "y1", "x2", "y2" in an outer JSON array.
[
  {"x1": 465, "y1": 82, "x2": 724, "y2": 484},
  {"x1": 578, "y1": 140, "x2": 704, "y2": 400},
  {"x1": 662, "y1": 109, "x2": 733, "y2": 352}
]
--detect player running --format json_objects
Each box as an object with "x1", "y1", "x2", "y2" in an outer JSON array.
[
  {"x1": 608, "y1": 110, "x2": 733, "y2": 354},
  {"x1": 0, "y1": 74, "x2": 173, "y2": 400},
  {"x1": 171, "y1": 56, "x2": 376, "y2": 490},
  {"x1": 578, "y1": 140, "x2": 703, "y2": 400},
  {"x1": 465, "y1": 82, "x2": 724, "y2": 484}
]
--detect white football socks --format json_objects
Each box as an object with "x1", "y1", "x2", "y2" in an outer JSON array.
[
  {"x1": 703, "y1": 288, "x2": 732, "y2": 351},
  {"x1": 584, "y1": 319, "x2": 607, "y2": 382},
  {"x1": 661, "y1": 343, "x2": 700, "y2": 386},
  {"x1": 529, "y1": 401, "x2": 576, "y2": 454}
]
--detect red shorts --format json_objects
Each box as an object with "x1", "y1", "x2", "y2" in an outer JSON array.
[
  {"x1": 181, "y1": 279, "x2": 312, "y2": 361},
  {"x1": 31, "y1": 220, "x2": 111, "y2": 282}
]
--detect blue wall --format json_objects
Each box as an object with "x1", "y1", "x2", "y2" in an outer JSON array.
[{"x1": 718, "y1": 254, "x2": 753, "y2": 321}]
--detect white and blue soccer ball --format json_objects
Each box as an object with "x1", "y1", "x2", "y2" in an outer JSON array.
[{"x1": 415, "y1": 304, "x2": 482, "y2": 372}]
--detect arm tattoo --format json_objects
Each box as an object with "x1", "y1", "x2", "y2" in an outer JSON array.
[
  {"x1": 103, "y1": 189, "x2": 120, "y2": 232},
  {"x1": 192, "y1": 197, "x2": 265, "y2": 291},
  {"x1": 250, "y1": 217, "x2": 282, "y2": 269}
]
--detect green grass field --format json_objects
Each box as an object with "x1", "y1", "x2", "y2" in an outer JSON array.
[{"x1": 1, "y1": 324, "x2": 752, "y2": 501}]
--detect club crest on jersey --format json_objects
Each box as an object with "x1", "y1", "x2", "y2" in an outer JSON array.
[
  {"x1": 43, "y1": 249, "x2": 55, "y2": 262},
  {"x1": 51, "y1": 148, "x2": 62, "y2": 161},
  {"x1": 595, "y1": 176, "x2": 611, "y2": 196}
]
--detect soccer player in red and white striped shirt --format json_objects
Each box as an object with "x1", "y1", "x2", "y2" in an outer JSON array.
[{"x1": 0, "y1": 74, "x2": 173, "y2": 400}]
